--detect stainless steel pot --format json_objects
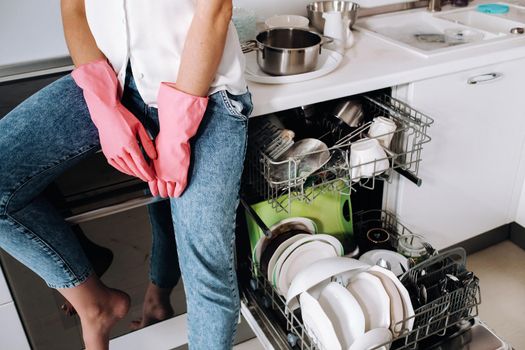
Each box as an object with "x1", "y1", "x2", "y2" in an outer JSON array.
[
  {"x1": 307, "y1": 1, "x2": 360, "y2": 33},
  {"x1": 242, "y1": 28, "x2": 329, "y2": 76}
]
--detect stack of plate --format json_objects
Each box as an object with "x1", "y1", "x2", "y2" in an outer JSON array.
[
  {"x1": 286, "y1": 257, "x2": 414, "y2": 350},
  {"x1": 254, "y1": 218, "x2": 344, "y2": 296}
]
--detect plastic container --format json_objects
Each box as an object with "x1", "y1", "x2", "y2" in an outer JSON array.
[{"x1": 477, "y1": 4, "x2": 510, "y2": 14}]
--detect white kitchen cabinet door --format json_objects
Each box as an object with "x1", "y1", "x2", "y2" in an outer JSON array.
[
  {"x1": 394, "y1": 58, "x2": 525, "y2": 249},
  {"x1": 0, "y1": 302, "x2": 31, "y2": 350}
]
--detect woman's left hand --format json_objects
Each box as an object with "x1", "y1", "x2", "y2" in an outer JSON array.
[{"x1": 149, "y1": 83, "x2": 208, "y2": 198}]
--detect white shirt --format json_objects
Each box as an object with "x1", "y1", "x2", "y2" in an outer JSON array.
[{"x1": 84, "y1": 0, "x2": 247, "y2": 107}]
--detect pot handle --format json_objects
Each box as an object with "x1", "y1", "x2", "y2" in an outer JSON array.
[
  {"x1": 241, "y1": 40, "x2": 260, "y2": 54},
  {"x1": 319, "y1": 36, "x2": 334, "y2": 54},
  {"x1": 321, "y1": 36, "x2": 334, "y2": 46}
]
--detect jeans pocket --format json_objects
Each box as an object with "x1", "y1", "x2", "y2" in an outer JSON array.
[{"x1": 218, "y1": 90, "x2": 253, "y2": 122}]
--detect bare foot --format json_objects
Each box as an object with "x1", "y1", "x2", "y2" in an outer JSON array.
[
  {"x1": 130, "y1": 283, "x2": 174, "y2": 330},
  {"x1": 60, "y1": 228, "x2": 114, "y2": 317},
  {"x1": 80, "y1": 289, "x2": 130, "y2": 350}
]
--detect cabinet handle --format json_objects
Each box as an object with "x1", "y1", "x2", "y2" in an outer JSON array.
[{"x1": 467, "y1": 72, "x2": 503, "y2": 85}]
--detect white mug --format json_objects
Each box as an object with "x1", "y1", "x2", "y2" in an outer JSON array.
[
  {"x1": 350, "y1": 138, "x2": 390, "y2": 181},
  {"x1": 368, "y1": 116, "x2": 397, "y2": 149}
]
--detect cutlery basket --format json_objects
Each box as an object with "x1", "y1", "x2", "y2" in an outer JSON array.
[
  {"x1": 244, "y1": 211, "x2": 480, "y2": 350},
  {"x1": 245, "y1": 93, "x2": 433, "y2": 213}
]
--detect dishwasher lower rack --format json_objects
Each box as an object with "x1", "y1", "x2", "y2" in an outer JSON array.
[
  {"x1": 242, "y1": 250, "x2": 480, "y2": 350},
  {"x1": 246, "y1": 94, "x2": 434, "y2": 213}
]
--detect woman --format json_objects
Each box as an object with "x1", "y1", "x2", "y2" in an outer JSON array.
[{"x1": 0, "y1": 0, "x2": 252, "y2": 349}]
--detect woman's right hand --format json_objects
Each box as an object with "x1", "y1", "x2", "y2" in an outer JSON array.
[{"x1": 72, "y1": 59, "x2": 157, "y2": 182}]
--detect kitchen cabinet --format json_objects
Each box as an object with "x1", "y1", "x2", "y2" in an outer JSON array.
[
  {"x1": 394, "y1": 58, "x2": 525, "y2": 249},
  {"x1": 0, "y1": 302, "x2": 31, "y2": 350}
]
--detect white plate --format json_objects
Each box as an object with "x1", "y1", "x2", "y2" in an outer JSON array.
[
  {"x1": 359, "y1": 249, "x2": 409, "y2": 277},
  {"x1": 300, "y1": 292, "x2": 342, "y2": 350},
  {"x1": 369, "y1": 266, "x2": 415, "y2": 332},
  {"x1": 318, "y1": 282, "x2": 365, "y2": 348},
  {"x1": 253, "y1": 217, "x2": 317, "y2": 265},
  {"x1": 266, "y1": 233, "x2": 311, "y2": 280},
  {"x1": 272, "y1": 234, "x2": 344, "y2": 294},
  {"x1": 368, "y1": 266, "x2": 406, "y2": 336},
  {"x1": 244, "y1": 49, "x2": 344, "y2": 84},
  {"x1": 348, "y1": 328, "x2": 392, "y2": 350},
  {"x1": 347, "y1": 272, "x2": 391, "y2": 331},
  {"x1": 286, "y1": 257, "x2": 370, "y2": 312},
  {"x1": 277, "y1": 241, "x2": 339, "y2": 296}
]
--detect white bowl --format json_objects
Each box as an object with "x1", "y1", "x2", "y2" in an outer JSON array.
[
  {"x1": 265, "y1": 15, "x2": 310, "y2": 29},
  {"x1": 286, "y1": 257, "x2": 370, "y2": 311}
]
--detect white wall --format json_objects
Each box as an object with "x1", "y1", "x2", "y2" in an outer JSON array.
[
  {"x1": 0, "y1": 0, "x2": 408, "y2": 66},
  {"x1": 234, "y1": 0, "x2": 409, "y2": 19},
  {"x1": 0, "y1": 0, "x2": 68, "y2": 66}
]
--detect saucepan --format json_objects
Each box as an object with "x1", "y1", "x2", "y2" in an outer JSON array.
[{"x1": 242, "y1": 27, "x2": 332, "y2": 76}]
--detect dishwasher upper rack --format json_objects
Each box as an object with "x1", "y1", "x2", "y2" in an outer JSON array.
[{"x1": 246, "y1": 94, "x2": 434, "y2": 213}]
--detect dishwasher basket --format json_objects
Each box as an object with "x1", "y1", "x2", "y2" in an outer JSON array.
[
  {"x1": 244, "y1": 211, "x2": 480, "y2": 350},
  {"x1": 246, "y1": 94, "x2": 434, "y2": 213}
]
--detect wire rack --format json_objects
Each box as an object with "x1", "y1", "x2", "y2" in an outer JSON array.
[
  {"x1": 246, "y1": 94, "x2": 434, "y2": 213},
  {"x1": 246, "y1": 213, "x2": 480, "y2": 350},
  {"x1": 352, "y1": 209, "x2": 417, "y2": 248}
]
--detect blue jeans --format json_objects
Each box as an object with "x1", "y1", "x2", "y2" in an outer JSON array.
[{"x1": 0, "y1": 64, "x2": 252, "y2": 349}]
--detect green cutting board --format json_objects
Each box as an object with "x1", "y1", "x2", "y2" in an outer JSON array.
[{"x1": 245, "y1": 185, "x2": 354, "y2": 260}]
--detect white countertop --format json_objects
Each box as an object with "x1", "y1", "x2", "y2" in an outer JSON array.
[{"x1": 249, "y1": 2, "x2": 525, "y2": 116}]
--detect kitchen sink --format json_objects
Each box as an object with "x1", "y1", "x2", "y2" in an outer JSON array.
[
  {"x1": 355, "y1": 3, "x2": 525, "y2": 57},
  {"x1": 436, "y1": 5, "x2": 525, "y2": 35}
]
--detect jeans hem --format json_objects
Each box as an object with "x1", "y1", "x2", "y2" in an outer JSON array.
[
  {"x1": 5, "y1": 213, "x2": 93, "y2": 288},
  {"x1": 46, "y1": 268, "x2": 94, "y2": 289}
]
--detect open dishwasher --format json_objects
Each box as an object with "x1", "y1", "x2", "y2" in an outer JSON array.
[{"x1": 235, "y1": 90, "x2": 511, "y2": 350}]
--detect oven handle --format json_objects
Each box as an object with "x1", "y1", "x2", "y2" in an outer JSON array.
[{"x1": 65, "y1": 196, "x2": 164, "y2": 224}]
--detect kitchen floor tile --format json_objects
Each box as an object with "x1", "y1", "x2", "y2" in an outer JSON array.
[{"x1": 467, "y1": 240, "x2": 525, "y2": 349}]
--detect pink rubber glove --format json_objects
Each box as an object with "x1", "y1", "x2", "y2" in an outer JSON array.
[
  {"x1": 149, "y1": 82, "x2": 208, "y2": 198},
  {"x1": 71, "y1": 59, "x2": 157, "y2": 182}
]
